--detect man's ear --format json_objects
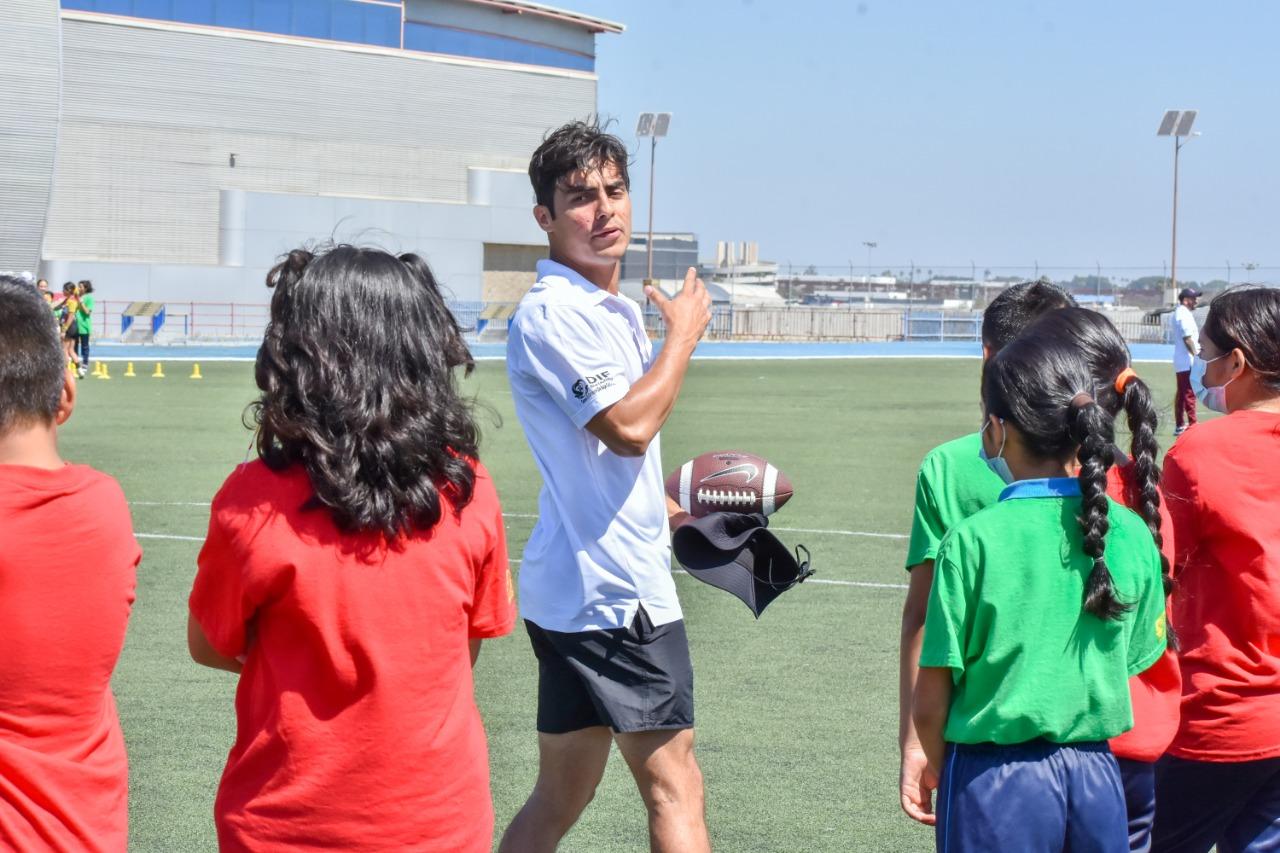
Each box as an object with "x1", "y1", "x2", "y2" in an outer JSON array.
[
  {"x1": 54, "y1": 370, "x2": 76, "y2": 427},
  {"x1": 533, "y1": 204, "x2": 554, "y2": 233}
]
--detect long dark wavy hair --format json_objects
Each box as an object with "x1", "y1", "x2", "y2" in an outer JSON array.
[
  {"x1": 983, "y1": 330, "x2": 1131, "y2": 621},
  {"x1": 252, "y1": 244, "x2": 479, "y2": 538}
]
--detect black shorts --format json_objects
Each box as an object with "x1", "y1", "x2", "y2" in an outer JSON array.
[{"x1": 525, "y1": 606, "x2": 694, "y2": 735}]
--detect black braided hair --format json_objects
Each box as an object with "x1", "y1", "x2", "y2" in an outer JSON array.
[
  {"x1": 983, "y1": 332, "x2": 1130, "y2": 621},
  {"x1": 1067, "y1": 395, "x2": 1131, "y2": 620},
  {"x1": 1016, "y1": 309, "x2": 1173, "y2": 593}
]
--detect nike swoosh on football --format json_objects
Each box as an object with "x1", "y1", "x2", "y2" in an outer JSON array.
[{"x1": 700, "y1": 463, "x2": 760, "y2": 485}]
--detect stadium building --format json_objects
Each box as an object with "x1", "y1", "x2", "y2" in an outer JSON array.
[{"x1": 3, "y1": 0, "x2": 621, "y2": 306}]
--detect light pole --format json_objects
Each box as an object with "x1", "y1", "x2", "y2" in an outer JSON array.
[
  {"x1": 1157, "y1": 109, "x2": 1199, "y2": 306},
  {"x1": 1096, "y1": 261, "x2": 1102, "y2": 302},
  {"x1": 636, "y1": 112, "x2": 671, "y2": 285},
  {"x1": 862, "y1": 241, "x2": 877, "y2": 278}
]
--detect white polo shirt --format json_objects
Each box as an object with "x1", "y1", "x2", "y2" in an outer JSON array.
[
  {"x1": 506, "y1": 259, "x2": 681, "y2": 633},
  {"x1": 1171, "y1": 305, "x2": 1199, "y2": 372}
]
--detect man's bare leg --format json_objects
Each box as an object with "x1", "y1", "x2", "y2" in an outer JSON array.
[
  {"x1": 616, "y1": 728, "x2": 710, "y2": 853},
  {"x1": 498, "y1": 727, "x2": 612, "y2": 853}
]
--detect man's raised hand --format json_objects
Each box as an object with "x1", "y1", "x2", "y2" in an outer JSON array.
[{"x1": 644, "y1": 267, "x2": 712, "y2": 348}]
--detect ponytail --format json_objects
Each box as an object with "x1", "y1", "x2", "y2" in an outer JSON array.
[{"x1": 1067, "y1": 394, "x2": 1131, "y2": 621}]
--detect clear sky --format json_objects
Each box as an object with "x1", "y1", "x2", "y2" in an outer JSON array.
[{"x1": 569, "y1": 1, "x2": 1277, "y2": 281}]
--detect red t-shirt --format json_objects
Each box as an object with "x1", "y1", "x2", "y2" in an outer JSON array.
[
  {"x1": 189, "y1": 459, "x2": 515, "y2": 852},
  {"x1": 0, "y1": 464, "x2": 139, "y2": 852},
  {"x1": 1105, "y1": 460, "x2": 1182, "y2": 762},
  {"x1": 1162, "y1": 410, "x2": 1280, "y2": 762}
]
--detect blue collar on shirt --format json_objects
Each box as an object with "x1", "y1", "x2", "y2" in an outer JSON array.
[
  {"x1": 535, "y1": 259, "x2": 616, "y2": 304},
  {"x1": 998, "y1": 477, "x2": 1082, "y2": 501}
]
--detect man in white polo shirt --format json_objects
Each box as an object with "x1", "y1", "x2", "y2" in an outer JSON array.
[
  {"x1": 498, "y1": 121, "x2": 712, "y2": 853},
  {"x1": 1170, "y1": 286, "x2": 1202, "y2": 436}
]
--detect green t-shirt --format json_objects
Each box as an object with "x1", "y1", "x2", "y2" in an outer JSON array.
[
  {"x1": 905, "y1": 432, "x2": 1004, "y2": 568},
  {"x1": 920, "y1": 478, "x2": 1167, "y2": 745},
  {"x1": 76, "y1": 293, "x2": 94, "y2": 335}
]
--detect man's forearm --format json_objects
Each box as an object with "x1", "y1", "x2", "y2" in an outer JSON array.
[
  {"x1": 1183, "y1": 335, "x2": 1197, "y2": 356},
  {"x1": 587, "y1": 336, "x2": 697, "y2": 455}
]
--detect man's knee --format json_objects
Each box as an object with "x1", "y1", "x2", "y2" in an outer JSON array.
[
  {"x1": 530, "y1": 767, "x2": 603, "y2": 830},
  {"x1": 638, "y1": 749, "x2": 705, "y2": 814}
]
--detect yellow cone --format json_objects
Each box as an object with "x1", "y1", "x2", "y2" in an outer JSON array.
[
  {"x1": 124, "y1": 362, "x2": 136, "y2": 377},
  {"x1": 189, "y1": 363, "x2": 203, "y2": 380},
  {"x1": 97, "y1": 362, "x2": 111, "y2": 380},
  {"x1": 152, "y1": 362, "x2": 165, "y2": 378}
]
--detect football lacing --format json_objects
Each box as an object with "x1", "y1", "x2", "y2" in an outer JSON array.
[{"x1": 696, "y1": 489, "x2": 756, "y2": 507}]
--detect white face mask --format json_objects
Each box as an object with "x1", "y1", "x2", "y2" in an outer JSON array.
[
  {"x1": 979, "y1": 418, "x2": 1015, "y2": 485},
  {"x1": 1190, "y1": 352, "x2": 1237, "y2": 414}
]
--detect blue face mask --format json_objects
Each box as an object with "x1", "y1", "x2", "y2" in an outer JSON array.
[
  {"x1": 979, "y1": 418, "x2": 1015, "y2": 485},
  {"x1": 1190, "y1": 352, "x2": 1235, "y2": 414}
]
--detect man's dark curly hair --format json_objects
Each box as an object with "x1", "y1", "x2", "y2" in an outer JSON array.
[
  {"x1": 253, "y1": 244, "x2": 479, "y2": 538},
  {"x1": 528, "y1": 119, "x2": 630, "y2": 216}
]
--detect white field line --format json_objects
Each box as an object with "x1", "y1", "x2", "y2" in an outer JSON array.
[
  {"x1": 132, "y1": 507, "x2": 908, "y2": 589},
  {"x1": 499, "y1": 555, "x2": 901, "y2": 589},
  {"x1": 133, "y1": 504, "x2": 905, "y2": 542},
  {"x1": 672, "y1": 568, "x2": 904, "y2": 591}
]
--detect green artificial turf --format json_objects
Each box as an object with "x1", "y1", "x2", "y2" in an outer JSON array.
[{"x1": 59, "y1": 357, "x2": 1182, "y2": 852}]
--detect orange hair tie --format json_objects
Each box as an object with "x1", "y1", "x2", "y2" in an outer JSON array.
[{"x1": 1114, "y1": 367, "x2": 1138, "y2": 394}]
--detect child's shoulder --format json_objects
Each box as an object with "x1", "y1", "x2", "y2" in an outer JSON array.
[
  {"x1": 213, "y1": 459, "x2": 307, "y2": 511},
  {"x1": 1105, "y1": 498, "x2": 1152, "y2": 538}
]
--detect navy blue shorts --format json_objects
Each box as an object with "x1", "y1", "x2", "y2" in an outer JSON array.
[
  {"x1": 1119, "y1": 758, "x2": 1156, "y2": 853},
  {"x1": 525, "y1": 606, "x2": 694, "y2": 735},
  {"x1": 936, "y1": 740, "x2": 1127, "y2": 853},
  {"x1": 1152, "y1": 754, "x2": 1280, "y2": 853}
]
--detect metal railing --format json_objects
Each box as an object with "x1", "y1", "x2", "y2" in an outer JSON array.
[
  {"x1": 97, "y1": 301, "x2": 270, "y2": 341},
  {"x1": 90, "y1": 300, "x2": 1177, "y2": 346}
]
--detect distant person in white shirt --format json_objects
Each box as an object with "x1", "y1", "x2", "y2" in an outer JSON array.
[
  {"x1": 1171, "y1": 287, "x2": 1202, "y2": 435},
  {"x1": 498, "y1": 121, "x2": 713, "y2": 853}
]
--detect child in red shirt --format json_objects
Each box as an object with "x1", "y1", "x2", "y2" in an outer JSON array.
[
  {"x1": 0, "y1": 276, "x2": 140, "y2": 851},
  {"x1": 1153, "y1": 286, "x2": 1280, "y2": 853},
  {"x1": 188, "y1": 246, "x2": 515, "y2": 852}
]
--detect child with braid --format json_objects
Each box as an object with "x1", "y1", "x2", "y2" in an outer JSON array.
[
  {"x1": 912, "y1": 331, "x2": 1168, "y2": 852},
  {"x1": 1023, "y1": 308, "x2": 1180, "y2": 852}
]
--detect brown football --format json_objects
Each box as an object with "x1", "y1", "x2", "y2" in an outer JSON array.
[{"x1": 665, "y1": 451, "x2": 794, "y2": 518}]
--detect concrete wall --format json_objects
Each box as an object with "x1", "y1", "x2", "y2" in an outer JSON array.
[
  {"x1": 1, "y1": 0, "x2": 61, "y2": 272},
  {"x1": 56, "y1": 167, "x2": 546, "y2": 304},
  {"x1": 46, "y1": 14, "x2": 595, "y2": 266}
]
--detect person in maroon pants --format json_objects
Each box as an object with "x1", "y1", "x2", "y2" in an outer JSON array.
[{"x1": 1170, "y1": 287, "x2": 1201, "y2": 435}]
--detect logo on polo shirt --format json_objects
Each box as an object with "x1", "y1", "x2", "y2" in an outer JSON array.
[{"x1": 571, "y1": 370, "x2": 616, "y2": 401}]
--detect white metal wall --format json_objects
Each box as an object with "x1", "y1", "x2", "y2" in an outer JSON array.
[
  {"x1": 45, "y1": 15, "x2": 596, "y2": 264},
  {"x1": 0, "y1": 0, "x2": 61, "y2": 272}
]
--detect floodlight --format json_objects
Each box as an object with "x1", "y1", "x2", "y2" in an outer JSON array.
[
  {"x1": 637, "y1": 112, "x2": 674, "y2": 281},
  {"x1": 1174, "y1": 110, "x2": 1197, "y2": 136},
  {"x1": 1156, "y1": 108, "x2": 1202, "y2": 308}
]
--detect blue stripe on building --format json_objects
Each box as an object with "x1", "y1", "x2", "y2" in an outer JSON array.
[{"x1": 62, "y1": 0, "x2": 594, "y2": 69}]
